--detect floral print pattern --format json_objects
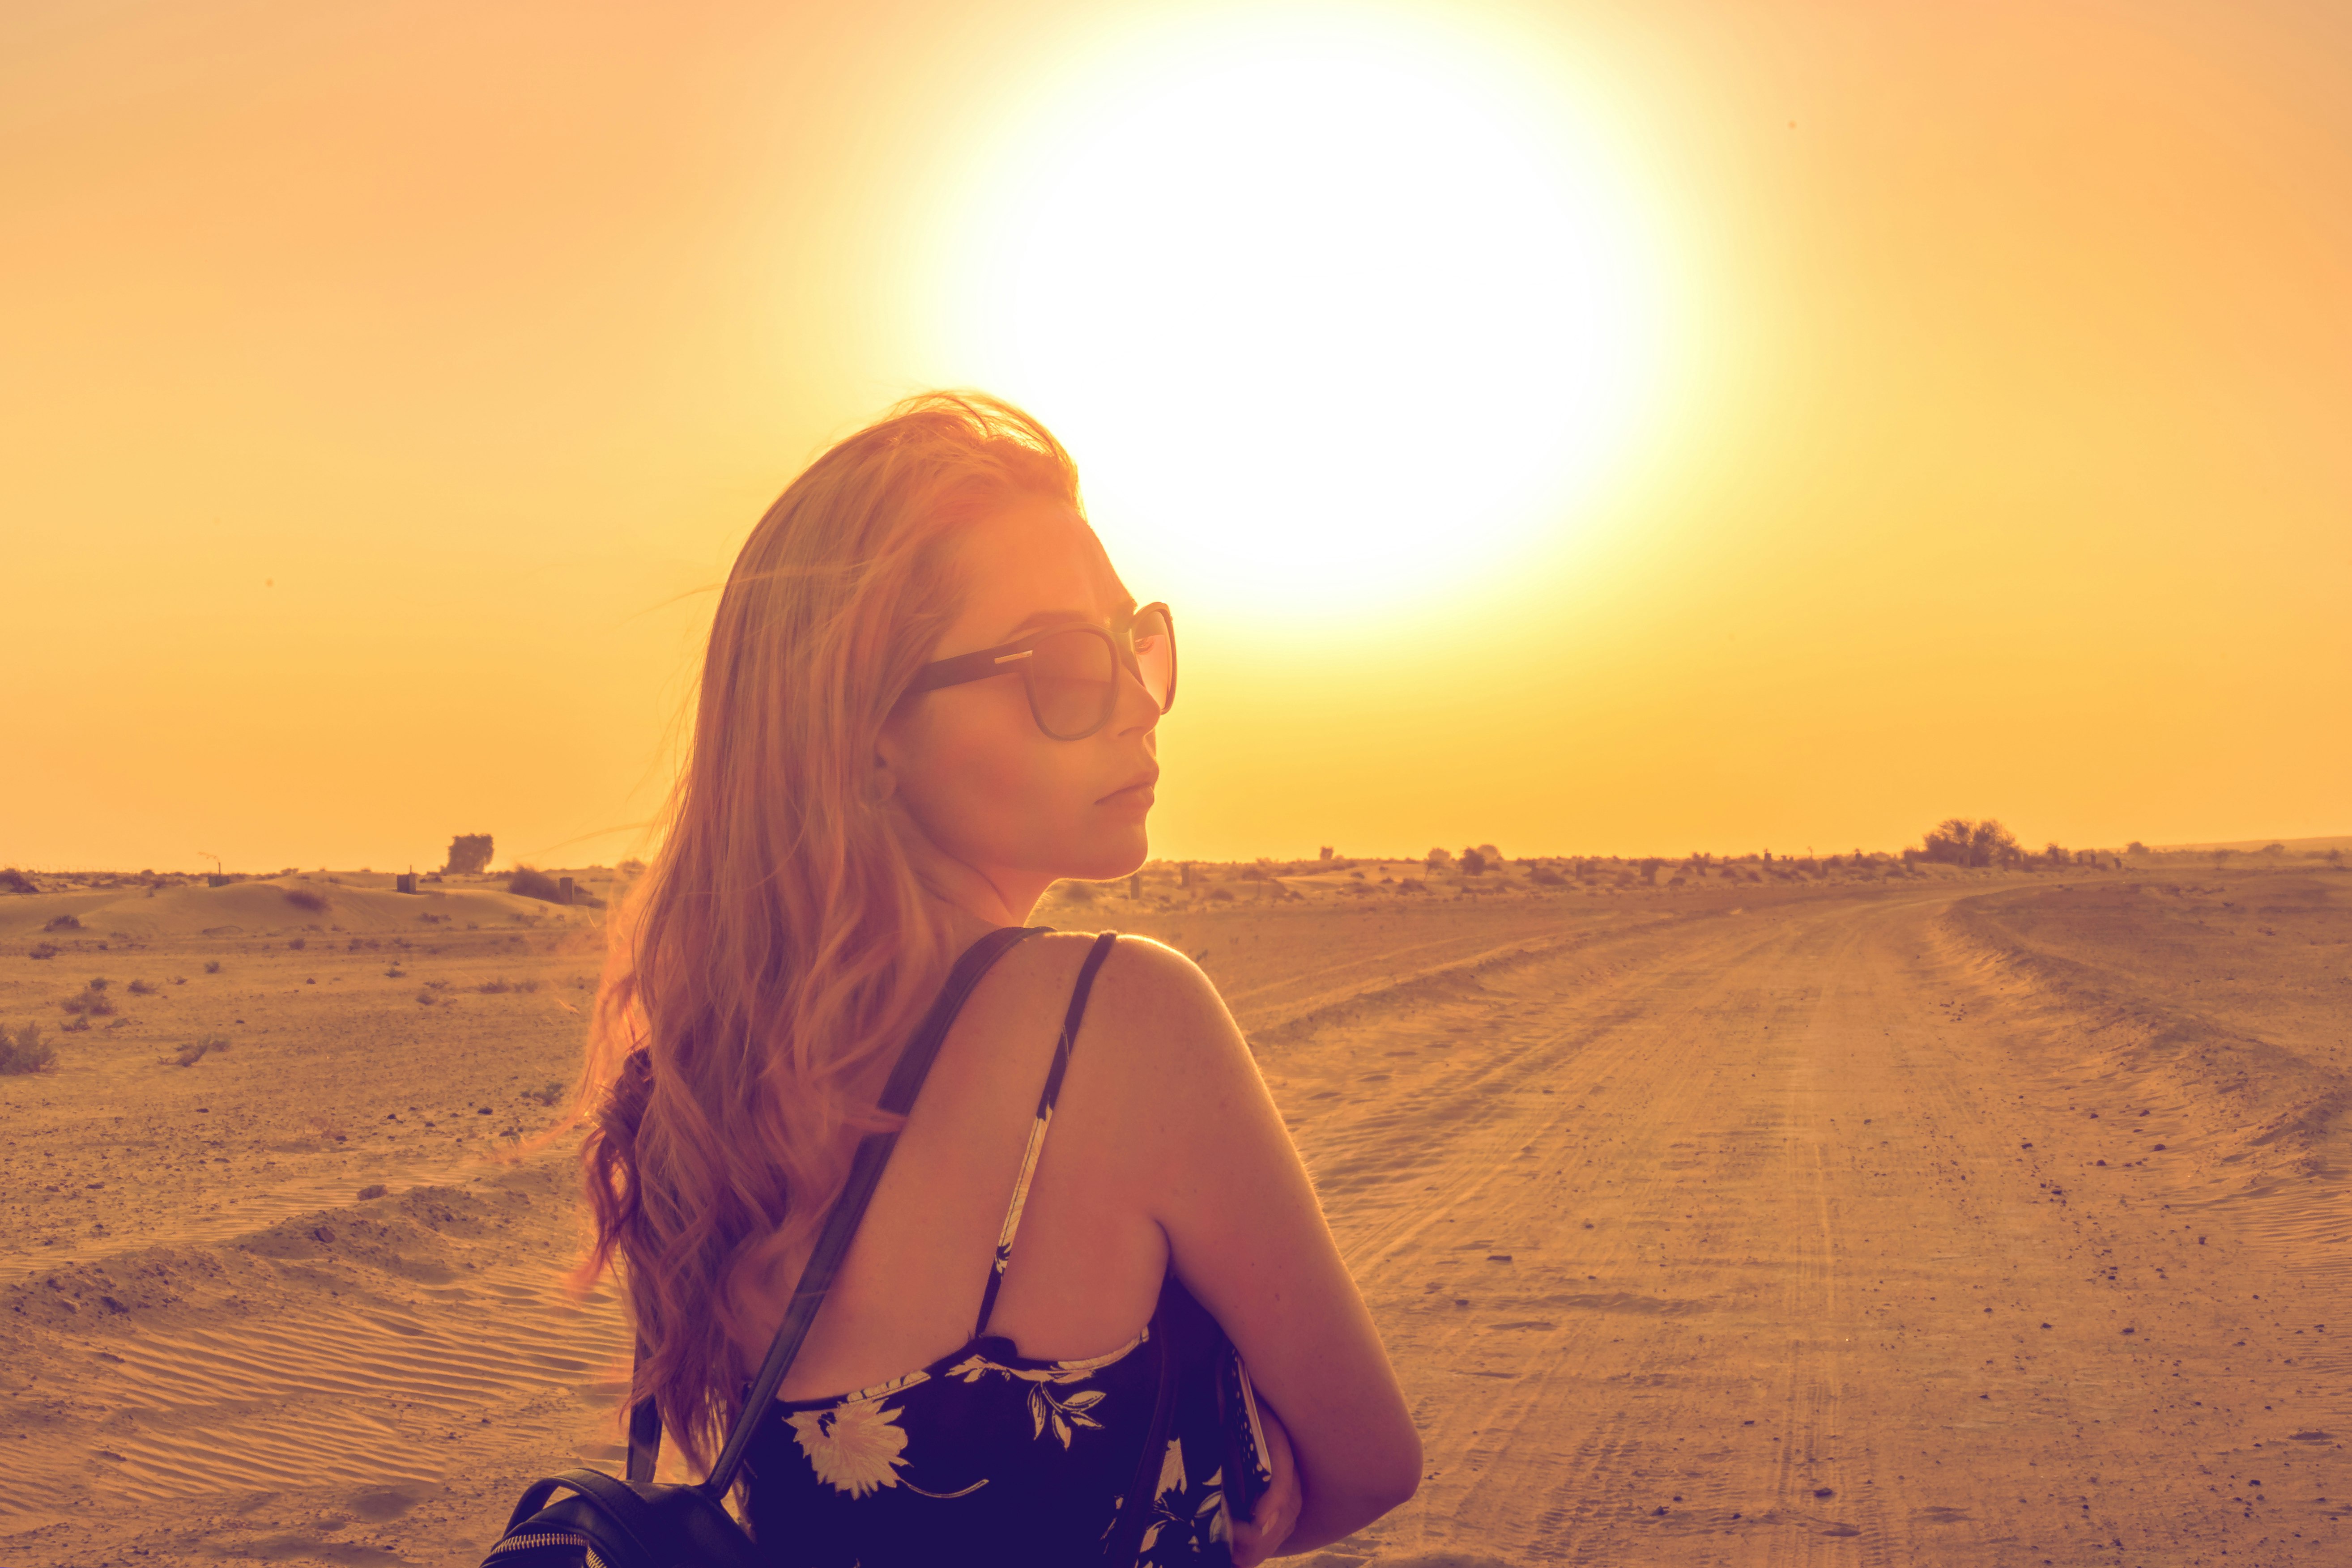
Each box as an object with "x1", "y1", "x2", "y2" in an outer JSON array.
[
  {"x1": 785, "y1": 1399, "x2": 911, "y2": 1500},
  {"x1": 737, "y1": 934, "x2": 1253, "y2": 1564}
]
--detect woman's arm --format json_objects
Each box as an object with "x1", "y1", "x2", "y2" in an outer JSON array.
[{"x1": 1092, "y1": 939, "x2": 1421, "y2": 1550}]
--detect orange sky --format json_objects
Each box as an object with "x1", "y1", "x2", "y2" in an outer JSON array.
[{"x1": 5, "y1": 0, "x2": 2348, "y2": 872}]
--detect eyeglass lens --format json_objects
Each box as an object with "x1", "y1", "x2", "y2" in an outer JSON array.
[
  {"x1": 1028, "y1": 628, "x2": 1119, "y2": 738},
  {"x1": 1026, "y1": 609, "x2": 1175, "y2": 739}
]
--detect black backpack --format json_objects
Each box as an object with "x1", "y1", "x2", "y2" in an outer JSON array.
[{"x1": 477, "y1": 927, "x2": 1209, "y2": 1568}]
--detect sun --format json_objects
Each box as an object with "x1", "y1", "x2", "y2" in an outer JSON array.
[{"x1": 926, "y1": 13, "x2": 1678, "y2": 617}]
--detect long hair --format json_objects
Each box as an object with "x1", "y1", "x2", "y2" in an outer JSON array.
[{"x1": 576, "y1": 392, "x2": 1082, "y2": 1472}]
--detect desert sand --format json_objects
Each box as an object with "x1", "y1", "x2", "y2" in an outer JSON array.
[{"x1": 3, "y1": 859, "x2": 2347, "y2": 1566}]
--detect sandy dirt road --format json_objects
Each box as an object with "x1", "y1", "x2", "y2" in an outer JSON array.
[
  {"x1": 4, "y1": 871, "x2": 2346, "y2": 1566},
  {"x1": 1261, "y1": 878, "x2": 2351, "y2": 1567}
]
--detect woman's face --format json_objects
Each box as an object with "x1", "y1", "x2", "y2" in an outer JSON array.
[{"x1": 878, "y1": 494, "x2": 1161, "y2": 908}]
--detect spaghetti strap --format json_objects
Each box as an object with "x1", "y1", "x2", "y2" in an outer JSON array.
[{"x1": 973, "y1": 930, "x2": 1119, "y2": 1341}]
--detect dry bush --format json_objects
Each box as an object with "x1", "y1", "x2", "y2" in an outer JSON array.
[
  {"x1": 286, "y1": 937, "x2": 306, "y2": 951},
  {"x1": 1529, "y1": 866, "x2": 1566, "y2": 886},
  {"x1": 507, "y1": 866, "x2": 565, "y2": 903},
  {"x1": 44, "y1": 914, "x2": 81, "y2": 931},
  {"x1": 477, "y1": 977, "x2": 514, "y2": 994},
  {"x1": 1052, "y1": 880, "x2": 1099, "y2": 904},
  {"x1": 356, "y1": 1183, "x2": 388, "y2": 1201},
  {"x1": 60, "y1": 981, "x2": 115, "y2": 1018},
  {"x1": 0, "y1": 1023, "x2": 57, "y2": 1075},
  {"x1": 28, "y1": 942, "x2": 60, "y2": 960},
  {"x1": 0, "y1": 868, "x2": 37, "y2": 894},
  {"x1": 127, "y1": 979, "x2": 157, "y2": 995},
  {"x1": 1209, "y1": 888, "x2": 1235, "y2": 902},
  {"x1": 203, "y1": 959, "x2": 222, "y2": 973},
  {"x1": 416, "y1": 989, "x2": 439, "y2": 1006},
  {"x1": 283, "y1": 887, "x2": 329, "y2": 913},
  {"x1": 384, "y1": 966, "x2": 407, "y2": 978},
  {"x1": 517, "y1": 977, "x2": 541, "y2": 993},
  {"x1": 173, "y1": 1035, "x2": 229, "y2": 1067}
]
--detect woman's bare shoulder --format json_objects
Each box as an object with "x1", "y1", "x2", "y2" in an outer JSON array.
[{"x1": 1080, "y1": 934, "x2": 1238, "y2": 1056}]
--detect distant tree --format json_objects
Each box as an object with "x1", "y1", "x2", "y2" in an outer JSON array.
[
  {"x1": 1970, "y1": 820, "x2": 2020, "y2": 868},
  {"x1": 1460, "y1": 850, "x2": 1487, "y2": 875},
  {"x1": 2328, "y1": 848, "x2": 2344, "y2": 867},
  {"x1": 1920, "y1": 819, "x2": 1974, "y2": 865},
  {"x1": 2125, "y1": 841, "x2": 2147, "y2": 857},
  {"x1": 444, "y1": 834, "x2": 494, "y2": 875},
  {"x1": 1426, "y1": 847, "x2": 1453, "y2": 868},
  {"x1": 1639, "y1": 857, "x2": 1664, "y2": 885}
]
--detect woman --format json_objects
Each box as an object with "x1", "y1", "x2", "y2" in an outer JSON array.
[{"x1": 579, "y1": 393, "x2": 1420, "y2": 1564}]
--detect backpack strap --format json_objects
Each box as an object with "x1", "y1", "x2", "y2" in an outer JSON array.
[
  {"x1": 623, "y1": 924, "x2": 1048, "y2": 1495},
  {"x1": 974, "y1": 930, "x2": 1119, "y2": 1339}
]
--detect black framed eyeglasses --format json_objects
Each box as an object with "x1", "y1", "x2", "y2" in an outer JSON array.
[{"x1": 905, "y1": 603, "x2": 1176, "y2": 740}]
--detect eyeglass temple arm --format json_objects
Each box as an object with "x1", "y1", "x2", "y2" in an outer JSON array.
[{"x1": 903, "y1": 645, "x2": 1023, "y2": 695}]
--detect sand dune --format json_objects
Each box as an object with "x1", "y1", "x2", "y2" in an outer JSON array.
[
  {"x1": 3, "y1": 866, "x2": 2346, "y2": 1564},
  {"x1": 0, "y1": 876, "x2": 596, "y2": 945}
]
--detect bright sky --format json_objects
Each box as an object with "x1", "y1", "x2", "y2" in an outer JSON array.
[{"x1": 5, "y1": 0, "x2": 2348, "y2": 871}]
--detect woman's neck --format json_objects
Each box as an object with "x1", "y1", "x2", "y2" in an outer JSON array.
[{"x1": 899, "y1": 837, "x2": 1051, "y2": 935}]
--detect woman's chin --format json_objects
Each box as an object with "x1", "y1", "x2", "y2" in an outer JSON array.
[{"x1": 1062, "y1": 827, "x2": 1150, "y2": 884}]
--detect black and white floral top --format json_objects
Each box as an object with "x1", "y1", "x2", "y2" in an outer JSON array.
[{"x1": 739, "y1": 932, "x2": 1265, "y2": 1566}]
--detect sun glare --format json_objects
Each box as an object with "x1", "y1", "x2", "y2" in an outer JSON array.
[{"x1": 929, "y1": 14, "x2": 1678, "y2": 616}]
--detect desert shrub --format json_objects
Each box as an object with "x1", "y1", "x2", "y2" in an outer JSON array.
[
  {"x1": 477, "y1": 977, "x2": 514, "y2": 994},
  {"x1": 203, "y1": 959, "x2": 222, "y2": 974},
  {"x1": 286, "y1": 937, "x2": 306, "y2": 951},
  {"x1": 384, "y1": 966, "x2": 407, "y2": 978},
  {"x1": 28, "y1": 942, "x2": 59, "y2": 960},
  {"x1": 523, "y1": 1078, "x2": 568, "y2": 1106},
  {"x1": 45, "y1": 914, "x2": 81, "y2": 931},
  {"x1": 1208, "y1": 888, "x2": 1235, "y2": 902},
  {"x1": 1053, "y1": 880, "x2": 1098, "y2": 903},
  {"x1": 517, "y1": 977, "x2": 541, "y2": 993},
  {"x1": 416, "y1": 989, "x2": 439, "y2": 1006},
  {"x1": 1529, "y1": 866, "x2": 1566, "y2": 886},
  {"x1": 283, "y1": 887, "x2": 328, "y2": 913},
  {"x1": 0, "y1": 1023, "x2": 58, "y2": 1074},
  {"x1": 1919, "y1": 817, "x2": 2020, "y2": 868},
  {"x1": 507, "y1": 866, "x2": 564, "y2": 903},
  {"x1": 174, "y1": 1035, "x2": 230, "y2": 1067},
  {"x1": 1460, "y1": 850, "x2": 1487, "y2": 875},
  {"x1": 356, "y1": 1184, "x2": 388, "y2": 1201},
  {"x1": 60, "y1": 982, "x2": 115, "y2": 1018},
  {"x1": 1398, "y1": 877, "x2": 1427, "y2": 892},
  {"x1": 127, "y1": 979, "x2": 156, "y2": 995},
  {"x1": 0, "y1": 868, "x2": 36, "y2": 894}
]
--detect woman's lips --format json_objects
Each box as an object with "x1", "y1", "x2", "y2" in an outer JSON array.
[{"x1": 1099, "y1": 776, "x2": 1158, "y2": 807}]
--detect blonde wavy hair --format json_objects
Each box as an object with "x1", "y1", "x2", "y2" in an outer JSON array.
[{"x1": 575, "y1": 392, "x2": 1082, "y2": 1472}]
